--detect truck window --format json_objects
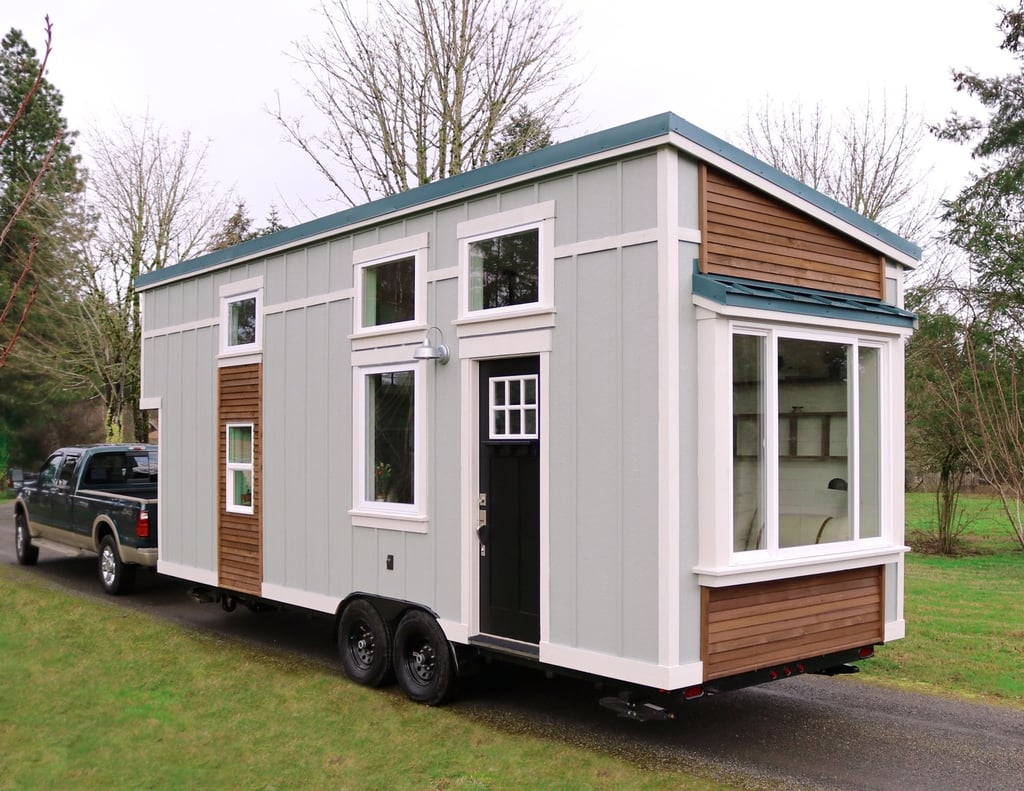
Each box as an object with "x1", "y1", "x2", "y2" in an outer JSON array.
[
  {"x1": 127, "y1": 450, "x2": 158, "y2": 481},
  {"x1": 38, "y1": 455, "x2": 62, "y2": 486},
  {"x1": 58, "y1": 455, "x2": 80, "y2": 487}
]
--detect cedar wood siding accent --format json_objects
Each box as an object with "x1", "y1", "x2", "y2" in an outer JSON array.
[
  {"x1": 701, "y1": 566, "x2": 884, "y2": 681},
  {"x1": 218, "y1": 364, "x2": 262, "y2": 596},
  {"x1": 700, "y1": 165, "x2": 885, "y2": 299}
]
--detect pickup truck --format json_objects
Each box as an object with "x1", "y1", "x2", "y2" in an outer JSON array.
[{"x1": 14, "y1": 444, "x2": 158, "y2": 595}]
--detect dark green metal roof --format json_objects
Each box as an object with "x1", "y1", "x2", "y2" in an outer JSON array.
[
  {"x1": 692, "y1": 271, "x2": 917, "y2": 329},
  {"x1": 137, "y1": 112, "x2": 922, "y2": 290}
]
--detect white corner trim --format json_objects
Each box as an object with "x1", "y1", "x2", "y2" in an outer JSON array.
[
  {"x1": 439, "y1": 619, "x2": 470, "y2": 644},
  {"x1": 139, "y1": 396, "x2": 161, "y2": 410},
  {"x1": 884, "y1": 619, "x2": 906, "y2": 642}
]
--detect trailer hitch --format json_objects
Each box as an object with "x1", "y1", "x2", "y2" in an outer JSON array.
[{"x1": 598, "y1": 693, "x2": 675, "y2": 722}]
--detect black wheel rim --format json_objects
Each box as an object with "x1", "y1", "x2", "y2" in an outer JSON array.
[
  {"x1": 347, "y1": 621, "x2": 376, "y2": 670},
  {"x1": 407, "y1": 639, "x2": 436, "y2": 685}
]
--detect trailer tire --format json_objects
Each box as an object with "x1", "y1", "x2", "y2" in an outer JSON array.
[
  {"x1": 14, "y1": 512, "x2": 38, "y2": 565},
  {"x1": 392, "y1": 609, "x2": 456, "y2": 705},
  {"x1": 98, "y1": 534, "x2": 135, "y2": 596},
  {"x1": 338, "y1": 599, "x2": 393, "y2": 688}
]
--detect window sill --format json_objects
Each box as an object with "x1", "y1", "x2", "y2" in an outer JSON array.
[
  {"x1": 218, "y1": 349, "x2": 262, "y2": 367},
  {"x1": 454, "y1": 306, "x2": 556, "y2": 339},
  {"x1": 693, "y1": 545, "x2": 908, "y2": 588},
  {"x1": 349, "y1": 509, "x2": 429, "y2": 534}
]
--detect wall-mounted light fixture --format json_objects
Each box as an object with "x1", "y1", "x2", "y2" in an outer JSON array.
[
  {"x1": 827, "y1": 477, "x2": 848, "y2": 491},
  {"x1": 412, "y1": 326, "x2": 450, "y2": 365}
]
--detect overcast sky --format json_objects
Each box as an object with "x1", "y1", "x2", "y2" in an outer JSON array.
[{"x1": 5, "y1": 0, "x2": 1017, "y2": 228}]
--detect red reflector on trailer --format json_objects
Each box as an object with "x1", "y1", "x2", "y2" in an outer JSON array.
[
  {"x1": 683, "y1": 685, "x2": 704, "y2": 700},
  {"x1": 859, "y1": 647, "x2": 874, "y2": 659},
  {"x1": 136, "y1": 510, "x2": 150, "y2": 538}
]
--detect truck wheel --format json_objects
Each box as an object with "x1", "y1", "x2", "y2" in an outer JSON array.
[
  {"x1": 98, "y1": 535, "x2": 135, "y2": 596},
  {"x1": 337, "y1": 599, "x2": 392, "y2": 688},
  {"x1": 14, "y1": 512, "x2": 38, "y2": 565},
  {"x1": 392, "y1": 609, "x2": 456, "y2": 705}
]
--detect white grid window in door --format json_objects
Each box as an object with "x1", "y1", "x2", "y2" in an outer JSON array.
[{"x1": 490, "y1": 375, "x2": 539, "y2": 439}]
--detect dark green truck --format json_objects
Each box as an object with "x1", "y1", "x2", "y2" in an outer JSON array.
[{"x1": 14, "y1": 444, "x2": 158, "y2": 594}]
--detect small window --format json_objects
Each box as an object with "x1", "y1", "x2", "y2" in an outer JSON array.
[
  {"x1": 353, "y1": 234, "x2": 427, "y2": 334},
  {"x1": 221, "y1": 289, "x2": 261, "y2": 354},
  {"x1": 361, "y1": 256, "x2": 416, "y2": 327},
  {"x1": 226, "y1": 423, "x2": 254, "y2": 514},
  {"x1": 467, "y1": 228, "x2": 539, "y2": 312},
  {"x1": 490, "y1": 375, "x2": 539, "y2": 439},
  {"x1": 458, "y1": 202, "x2": 554, "y2": 319}
]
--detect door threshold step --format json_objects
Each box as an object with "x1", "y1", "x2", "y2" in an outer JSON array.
[{"x1": 469, "y1": 634, "x2": 540, "y2": 660}]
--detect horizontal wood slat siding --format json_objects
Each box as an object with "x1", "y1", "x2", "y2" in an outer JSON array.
[
  {"x1": 218, "y1": 364, "x2": 262, "y2": 596},
  {"x1": 701, "y1": 566, "x2": 884, "y2": 681},
  {"x1": 702, "y1": 167, "x2": 884, "y2": 299}
]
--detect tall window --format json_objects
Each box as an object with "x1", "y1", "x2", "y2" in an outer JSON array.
[
  {"x1": 364, "y1": 368, "x2": 415, "y2": 507},
  {"x1": 226, "y1": 423, "x2": 254, "y2": 514},
  {"x1": 732, "y1": 329, "x2": 884, "y2": 554},
  {"x1": 467, "y1": 228, "x2": 539, "y2": 311}
]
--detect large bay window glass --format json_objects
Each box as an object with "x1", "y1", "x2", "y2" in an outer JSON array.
[{"x1": 732, "y1": 328, "x2": 885, "y2": 555}]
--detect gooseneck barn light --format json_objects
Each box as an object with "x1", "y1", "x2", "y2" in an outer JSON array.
[{"x1": 412, "y1": 326, "x2": 450, "y2": 365}]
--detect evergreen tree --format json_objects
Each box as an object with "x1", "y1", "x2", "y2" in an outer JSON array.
[
  {"x1": 0, "y1": 22, "x2": 89, "y2": 466},
  {"x1": 490, "y1": 107, "x2": 555, "y2": 164}
]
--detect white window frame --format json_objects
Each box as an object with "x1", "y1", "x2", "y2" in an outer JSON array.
[
  {"x1": 489, "y1": 374, "x2": 539, "y2": 439},
  {"x1": 350, "y1": 361, "x2": 428, "y2": 531},
  {"x1": 727, "y1": 322, "x2": 893, "y2": 564},
  {"x1": 353, "y1": 233, "x2": 428, "y2": 336},
  {"x1": 219, "y1": 278, "x2": 263, "y2": 357},
  {"x1": 457, "y1": 201, "x2": 555, "y2": 321},
  {"x1": 225, "y1": 422, "x2": 255, "y2": 515}
]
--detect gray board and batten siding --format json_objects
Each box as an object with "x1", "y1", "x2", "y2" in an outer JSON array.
[{"x1": 139, "y1": 111, "x2": 919, "y2": 689}]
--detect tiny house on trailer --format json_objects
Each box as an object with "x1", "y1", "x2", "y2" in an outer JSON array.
[{"x1": 136, "y1": 112, "x2": 918, "y2": 715}]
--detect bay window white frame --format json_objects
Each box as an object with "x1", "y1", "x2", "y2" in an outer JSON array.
[{"x1": 695, "y1": 307, "x2": 910, "y2": 583}]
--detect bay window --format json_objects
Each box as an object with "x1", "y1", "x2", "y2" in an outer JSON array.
[{"x1": 731, "y1": 328, "x2": 886, "y2": 556}]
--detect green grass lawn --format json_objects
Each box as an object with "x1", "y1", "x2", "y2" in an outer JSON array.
[
  {"x1": 857, "y1": 492, "x2": 1024, "y2": 707},
  {"x1": 0, "y1": 564, "x2": 732, "y2": 791},
  {"x1": 2, "y1": 492, "x2": 1020, "y2": 788}
]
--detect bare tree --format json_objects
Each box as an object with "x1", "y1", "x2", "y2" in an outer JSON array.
[
  {"x1": 742, "y1": 93, "x2": 936, "y2": 243},
  {"x1": 272, "y1": 0, "x2": 579, "y2": 206},
  {"x1": 38, "y1": 114, "x2": 230, "y2": 442},
  {"x1": 0, "y1": 16, "x2": 59, "y2": 370}
]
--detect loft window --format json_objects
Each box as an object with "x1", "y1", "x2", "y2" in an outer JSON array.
[
  {"x1": 353, "y1": 234, "x2": 427, "y2": 334},
  {"x1": 457, "y1": 202, "x2": 554, "y2": 319},
  {"x1": 360, "y1": 256, "x2": 416, "y2": 327},
  {"x1": 221, "y1": 289, "x2": 261, "y2": 354},
  {"x1": 467, "y1": 227, "x2": 539, "y2": 311}
]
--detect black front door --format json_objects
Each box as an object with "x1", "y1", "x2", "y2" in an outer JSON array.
[{"x1": 478, "y1": 356, "x2": 540, "y2": 644}]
